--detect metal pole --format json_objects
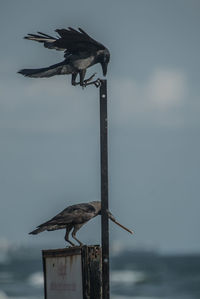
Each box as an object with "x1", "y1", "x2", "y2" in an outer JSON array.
[{"x1": 99, "y1": 79, "x2": 110, "y2": 299}]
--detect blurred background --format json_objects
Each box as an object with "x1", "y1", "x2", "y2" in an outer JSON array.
[{"x1": 0, "y1": 0, "x2": 200, "y2": 298}]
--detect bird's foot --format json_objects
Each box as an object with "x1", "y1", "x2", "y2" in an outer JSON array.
[
  {"x1": 75, "y1": 240, "x2": 83, "y2": 246},
  {"x1": 71, "y1": 235, "x2": 83, "y2": 246},
  {"x1": 65, "y1": 240, "x2": 76, "y2": 247},
  {"x1": 72, "y1": 74, "x2": 101, "y2": 88},
  {"x1": 81, "y1": 73, "x2": 98, "y2": 89},
  {"x1": 83, "y1": 78, "x2": 101, "y2": 88}
]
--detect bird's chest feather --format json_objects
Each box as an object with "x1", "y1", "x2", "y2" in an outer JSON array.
[{"x1": 72, "y1": 56, "x2": 95, "y2": 70}]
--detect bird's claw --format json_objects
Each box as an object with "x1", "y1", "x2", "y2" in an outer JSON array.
[
  {"x1": 83, "y1": 78, "x2": 101, "y2": 88},
  {"x1": 74, "y1": 73, "x2": 101, "y2": 88},
  {"x1": 94, "y1": 79, "x2": 101, "y2": 88},
  {"x1": 81, "y1": 73, "x2": 96, "y2": 89}
]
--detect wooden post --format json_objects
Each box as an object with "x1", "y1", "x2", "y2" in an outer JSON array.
[
  {"x1": 42, "y1": 246, "x2": 102, "y2": 299},
  {"x1": 99, "y1": 79, "x2": 110, "y2": 299}
]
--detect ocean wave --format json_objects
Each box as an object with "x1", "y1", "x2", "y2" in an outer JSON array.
[
  {"x1": 111, "y1": 270, "x2": 147, "y2": 284},
  {"x1": 0, "y1": 289, "x2": 43, "y2": 299},
  {"x1": 27, "y1": 270, "x2": 147, "y2": 288},
  {"x1": 112, "y1": 296, "x2": 160, "y2": 299},
  {"x1": 0, "y1": 291, "x2": 8, "y2": 299}
]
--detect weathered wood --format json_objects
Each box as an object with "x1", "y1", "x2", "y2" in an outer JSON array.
[
  {"x1": 88, "y1": 246, "x2": 102, "y2": 298},
  {"x1": 42, "y1": 245, "x2": 102, "y2": 299}
]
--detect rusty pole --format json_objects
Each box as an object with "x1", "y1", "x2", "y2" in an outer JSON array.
[{"x1": 99, "y1": 79, "x2": 110, "y2": 299}]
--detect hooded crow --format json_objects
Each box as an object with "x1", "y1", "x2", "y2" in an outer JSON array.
[
  {"x1": 18, "y1": 27, "x2": 110, "y2": 87},
  {"x1": 29, "y1": 201, "x2": 133, "y2": 246}
]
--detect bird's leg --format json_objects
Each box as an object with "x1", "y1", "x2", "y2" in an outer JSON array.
[
  {"x1": 79, "y1": 70, "x2": 97, "y2": 89},
  {"x1": 71, "y1": 71, "x2": 100, "y2": 88},
  {"x1": 79, "y1": 69, "x2": 86, "y2": 88},
  {"x1": 72, "y1": 233, "x2": 83, "y2": 246},
  {"x1": 65, "y1": 225, "x2": 75, "y2": 246},
  {"x1": 71, "y1": 224, "x2": 84, "y2": 246},
  {"x1": 71, "y1": 73, "x2": 79, "y2": 86}
]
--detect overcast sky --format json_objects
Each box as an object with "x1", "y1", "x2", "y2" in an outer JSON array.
[{"x1": 0, "y1": 0, "x2": 200, "y2": 253}]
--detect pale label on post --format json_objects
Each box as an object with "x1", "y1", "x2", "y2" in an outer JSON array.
[{"x1": 45, "y1": 255, "x2": 83, "y2": 299}]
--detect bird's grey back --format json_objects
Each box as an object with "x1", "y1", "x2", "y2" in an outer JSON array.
[{"x1": 41, "y1": 201, "x2": 101, "y2": 226}]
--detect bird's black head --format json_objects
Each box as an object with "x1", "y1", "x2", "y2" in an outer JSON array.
[{"x1": 97, "y1": 49, "x2": 110, "y2": 76}]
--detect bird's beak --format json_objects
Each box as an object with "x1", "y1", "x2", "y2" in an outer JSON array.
[
  {"x1": 101, "y1": 62, "x2": 108, "y2": 76},
  {"x1": 108, "y1": 212, "x2": 134, "y2": 234}
]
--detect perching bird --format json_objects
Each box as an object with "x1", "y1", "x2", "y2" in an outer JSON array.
[
  {"x1": 18, "y1": 27, "x2": 110, "y2": 87},
  {"x1": 29, "y1": 201, "x2": 133, "y2": 246}
]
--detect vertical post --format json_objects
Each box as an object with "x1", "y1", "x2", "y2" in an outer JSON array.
[{"x1": 99, "y1": 79, "x2": 110, "y2": 299}]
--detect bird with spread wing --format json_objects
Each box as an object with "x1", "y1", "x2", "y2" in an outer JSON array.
[
  {"x1": 18, "y1": 27, "x2": 110, "y2": 87},
  {"x1": 29, "y1": 201, "x2": 133, "y2": 246}
]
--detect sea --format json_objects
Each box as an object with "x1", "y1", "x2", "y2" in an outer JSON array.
[{"x1": 0, "y1": 244, "x2": 200, "y2": 299}]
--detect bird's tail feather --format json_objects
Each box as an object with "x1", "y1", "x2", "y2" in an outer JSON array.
[
  {"x1": 29, "y1": 227, "x2": 47, "y2": 235},
  {"x1": 18, "y1": 67, "x2": 58, "y2": 78},
  {"x1": 29, "y1": 224, "x2": 66, "y2": 235},
  {"x1": 18, "y1": 61, "x2": 69, "y2": 78}
]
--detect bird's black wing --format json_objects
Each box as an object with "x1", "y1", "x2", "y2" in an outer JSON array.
[
  {"x1": 55, "y1": 27, "x2": 106, "y2": 57},
  {"x1": 24, "y1": 28, "x2": 106, "y2": 58},
  {"x1": 24, "y1": 32, "x2": 62, "y2": 50}
]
